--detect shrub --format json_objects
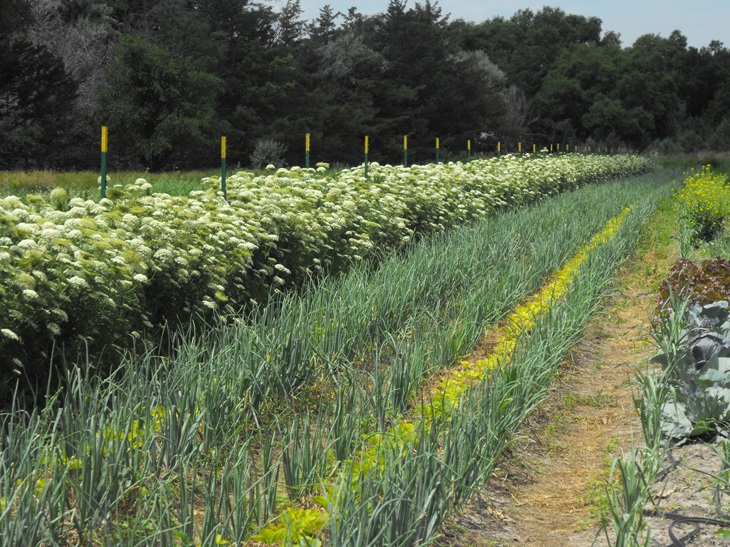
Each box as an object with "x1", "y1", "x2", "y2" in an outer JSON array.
[
  {"x1": 677, "y1": 164, "x2": 730, "y2": 242},
  {"x1": 249, "y1": 138, "x2": 288, "y2": 169}
]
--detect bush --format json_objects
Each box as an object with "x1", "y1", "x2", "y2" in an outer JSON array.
[
  {"x1": 249, "y1": 138, "x2": 288, "y2": 169},
  {"x1": 677, "y1": 164, "x2": 730, "y2": 242}
]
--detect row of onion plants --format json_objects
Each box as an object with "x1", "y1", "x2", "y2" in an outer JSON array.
[{"x1": 258, "y1": 185, "x2": 670, "y2": 545}]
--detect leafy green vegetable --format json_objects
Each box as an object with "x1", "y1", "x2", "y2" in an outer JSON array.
[{"x1": 652, "y1": 300, "x2": 730, "y2": 440}]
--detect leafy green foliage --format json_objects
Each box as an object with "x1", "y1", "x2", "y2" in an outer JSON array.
[
  {"x1": 0, "y1": 154, "x2": 651, "y2": 399},
  {"x1": 651, "y1": 301, "x2": 730, "y2": 439},
  {"x1": 0, "y1": 39, "x2": 78, "y2": 168},
  {"x1": 0, "y1": 171, "x2": 667, "y2": 544},
  {"x1": 100, "y1": 36, "x2": 221, "y2": 171},
  {"x1": 677, "y1": 165, "x2": 730, "y2": 242},
  {"x1": 4, "y1": 1, "x2": 730, "y2": 169}
]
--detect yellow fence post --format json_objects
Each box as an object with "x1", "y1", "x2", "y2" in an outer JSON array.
[{"x1": 100, "y1": 126, "x2": 108, "y2": 199}]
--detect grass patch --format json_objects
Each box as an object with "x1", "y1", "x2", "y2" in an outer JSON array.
[
  {"x1": 656, "y1": 152, "x2": 730, "y2": 174},
  {"x1": 0, "y1": 170, "x2": 216, "y2": 199}
]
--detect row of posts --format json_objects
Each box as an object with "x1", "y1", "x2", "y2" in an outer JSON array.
[{"x1": 99, "y1": 126, "x2": 627, "y2": 200}]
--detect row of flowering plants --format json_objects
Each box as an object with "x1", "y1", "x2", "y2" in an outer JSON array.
[
  {"x1": 677, "y1": 164, "x2": 730, "y2": 243},
  {"x1": 0, "y1": 153, "x2": 651, "y2": 397}
]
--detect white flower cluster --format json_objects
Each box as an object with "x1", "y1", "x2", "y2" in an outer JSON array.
[{"x1": 0, "y1": 154, "x2": 651, "y2": 367}]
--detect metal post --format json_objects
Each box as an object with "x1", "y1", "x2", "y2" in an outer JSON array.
[
  {"x1": 467, "y1": 139, "x2": 471, "y2": 162},
  {"x1": 221, "y1": 136, "x2": 227, "y2": 199},
  {"x1": 305, "y1": 133, "x2": 310, "y2": 169},
  {"x1": 436, "y1": 137, "x2": 440, "y2": 163},
  {"x1": 403, "y1": 135, "x2": 408, "y2": 167},
  {"x1": 364, "y1": 135, "x2": 369, "y2": 179},
  {"x1": 100, "y1": 126, "x2": 108, "y2": 199}
]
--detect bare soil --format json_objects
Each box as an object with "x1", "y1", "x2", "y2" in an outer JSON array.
[
  {"x1": 435, "y1": 213, "x2": 730, "y2": 546},
  {"x1": 436, "y1": 280, "x2": 653, "y2": 546}
]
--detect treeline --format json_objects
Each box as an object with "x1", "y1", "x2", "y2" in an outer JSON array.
[{"x1": 1, "y1": 0, "x2": 730, "y2": 171}]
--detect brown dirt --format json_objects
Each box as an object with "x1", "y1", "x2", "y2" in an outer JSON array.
[{"x1": 436, "y1": 218, "x2": 680, "y2": 546}]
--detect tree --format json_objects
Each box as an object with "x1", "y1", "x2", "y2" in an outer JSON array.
[
  {"x1": 27, "y1": 0, "x2": 117, "y2": 112},
  {"x1": 458, "y1": 8, "x2": 603, "y2": 99},
  {"x1": 618, "y1": 32, "x2": 685, "y2": 143},
  {"x1": 0, "y1": 0, "x2": 32, "y2": 38},
  {"x1": 0, "y1": 0, "x2": 80, "y2": 168},
  {"x1": 308, "y1": 4, "x2": 337, "y2": 45},
  {"x1": 100, "y1": 35, "x2": 221, "y2": 170},
  {"x1": 276, "y1": 0, "x2": 305, "y2": 46},
  {"x1": 361, "y1": 0, "x2": 506, "y2": 162},
  {"x1": 501, "y1": 84, "x2": 537, "y2": 143},
  {"x1": 0, "y1": 39, "x2": 78, "y2": 168},
  {"x1": 533, "y1": 40, "x2": 623, "y2": 144}
]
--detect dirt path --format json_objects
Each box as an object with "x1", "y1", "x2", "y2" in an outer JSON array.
[{"x1": 437, "y1": 210, "x2": 677, "y2": 546}]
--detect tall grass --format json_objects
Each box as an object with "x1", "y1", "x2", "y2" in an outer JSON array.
[
  {"x1": 0, "y1": 172, "x2": 675, "y2": 545},
  {"x1": 0, "y1": 170, "x2": 213, "y2": 199},
  {"x1": 656, "y1": 151, "x2": 730, "y2": 174}
]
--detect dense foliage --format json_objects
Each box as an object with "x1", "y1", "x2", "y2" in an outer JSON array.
[
  {"x1": 677, "y1": 165, "x2": 730, "y2": 242},
  {"x1": 1, "y1": 0, "x2": 729, "y2": 170},
  {"x1": 651, "y1": 300, "x2": 730, "y2": 440},
  {"x1": 0, "y1": 171, "x2": 668, "y2": 545},
  {"x1": 0, "y1": 153, "x2": 651, "y2": 400}
]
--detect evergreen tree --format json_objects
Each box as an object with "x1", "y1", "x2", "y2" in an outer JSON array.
[
  {"x1": 100, "y1": 35, "x2": 220, "y2": 170},
  {"x1": 0, "y1": 1, "x2": 79, "y2": 168}
]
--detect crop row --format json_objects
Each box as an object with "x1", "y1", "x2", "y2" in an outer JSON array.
[
  {"x1": 0, "y1": 154, "x2": 651, "y2": 396},
  {"x1": 601, "y1": 168, "x2": 730, "y2": 543},
  {"x1": 0, "y1": 173, "x2": 674, "y2": 545},
  {"x1": 255, "y1": 204, "x2": 644, "y2": 544}
]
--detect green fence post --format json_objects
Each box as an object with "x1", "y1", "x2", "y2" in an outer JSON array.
[
  {"x1": 364, "y1": 135, "x2": 369, "y2": 179},
  {"x1": 305, "y1": 133, "x2": 310, "y2": 169},
  {"x1": 100, "y1": 126, "x2": 108, "y2": 199},
  {"x1": 467, "y1": 139, "x2": 471, "y2": 162},
  {"x1": 497, "y1": 141, "x2": 501, "y2": 157},
  {"x1": 403, "y1": 135, "x2": 408, "y2": 168},
  {"x1": 436, "y1": 137, "x2": 440, "y2": 163},
  {"x1": 221, "y1": 136, "x2": 227, "y2": 199}
]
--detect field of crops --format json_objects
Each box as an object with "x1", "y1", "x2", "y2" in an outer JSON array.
[
  {"x1": 0, "y1": 153, "x2": 651, "y2": 398},
  {"x1": 0, "y1": 154, "x2": 674, "y2": 545}
]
